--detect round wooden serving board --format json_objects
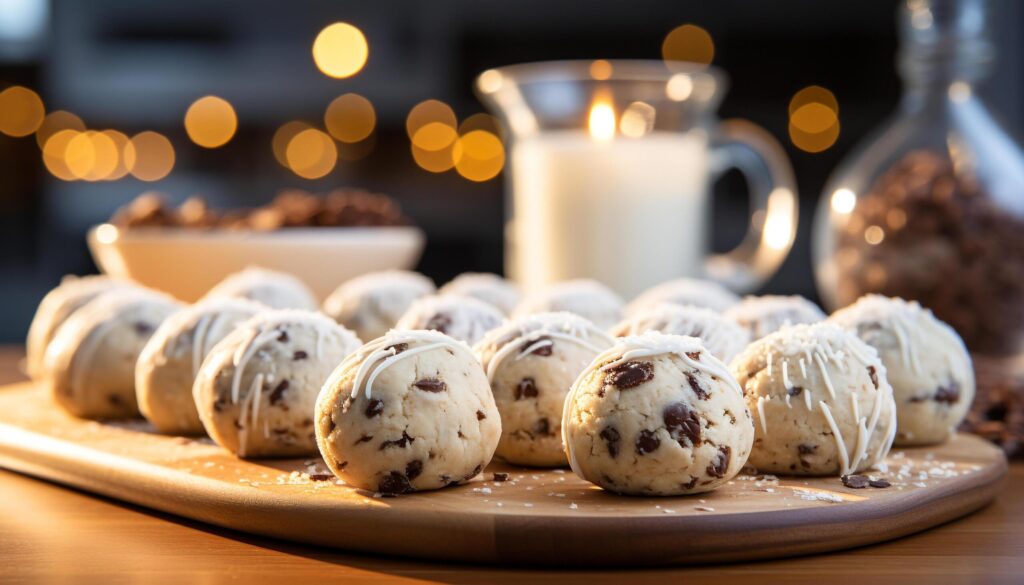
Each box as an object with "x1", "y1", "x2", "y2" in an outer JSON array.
[{"x1": 0, "y1": 382, "x2": 1007, "y2": 566}]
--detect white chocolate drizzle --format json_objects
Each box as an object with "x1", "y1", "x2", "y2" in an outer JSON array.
[{"x1": 475, "y1": 312, "x2": 612, "y2": 384}]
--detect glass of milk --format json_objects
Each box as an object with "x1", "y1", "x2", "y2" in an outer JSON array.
[{"x1": 476, "y1": 60, "x2": 799, "y2": 298}]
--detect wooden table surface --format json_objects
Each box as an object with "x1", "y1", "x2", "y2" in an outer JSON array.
[{"x1": 1, "y1": 347, "x2": 1022, "y2": 584}]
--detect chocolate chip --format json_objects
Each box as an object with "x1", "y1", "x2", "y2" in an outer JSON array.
[
  {"x1": 378, "y1": 472, "x2": 414, "y2": 494},
  {"x1": 213, "y1": 398, "x2": 226, "y2": 412},
  {"x1": 492, "y1": 472, "x2": 510, "y2": 482},
  {"x1": 466, "y1": 464, "x2": 482, "y2": 480},
  {"x1": 388, "y1": 343, "x2": 409, "y2": 354},
  {"x1": 269, "y1": 380, "x2": 289, "y2": 406},
  {"x1": 425, "y1": 314, "x2": 452, "y2": 334},
  {"x1": 867, "y1": 365, "x2": 879, "y2": 389},
  {"x1": 842, "y1": 474, "x2": 870, "y2": 489},
  {"x1": 476, "y1": 410, "x2": 486, "y2": 420},
  {"x1": 413, "y1": 378, "x2": 447, "y2": 392},
  {"x1": 605, "y1": 361, "x2": 654, "y2": 389},
  {"x1": 523, "y1": 336, "x2": 553, "y2": 357},
  {"x1": 337, "y1": 460, "x2": 348, "y2": 470},
  {"x1": 635, "y1": 430, "x2": 661, "y2": 455},
  {"x1": 354, "y1": 434, "x2": 373, "y2": 445},
  {"x1": 685, "y1": 372, "x2": 710, "y2": 400},
  {"x1": 133, "y1": 322, "x2": 153, "y2": 336},
  {"x1": 683, "y1": 476, "x2": 699, "y2": 490},
  {"x1": 600, "y1": 426, "x2": 621, "y2": 457},
  {"x1": 515, "y1": 377, "x2": 539, "y2": 400},
  {"x1": 663, "y1": 402, "x2": 701, "y2": 448},
  {"x1": 869, "y1": 478, "x2": 892, "y2": 488},
  {"x1": 327, "y1": 417, "x2": 336, "y2": 432},
  {"x1": 788, "y1": 386, "x2": 804, "y2": 397},
  {"x1": 935, "y1": 382, "x2": 961, "y2": 405},
  {"x1": 405, "y1": 460, "x2": 423, "y2": 480},
  {"x1": 380, "y1": 431, "x2": 415, "y2": 449},
  {"x1": 707, "y1": 446, "x2": 731, "y2": 478},
  {"x1": 365, "y1": 398, "x2": 384, "y2": 418},
  {"x1": 686, "y1": 351, "x2": 701, "y2": 361},
  {"x1": 108, "y1": 394, "x2": 123, "y2": 406},
  {"x1": 797, "y1": 443, "x2": 817, "y2": 455},
  {"x1": 293, "y1": 350, "x2": 308, "y2": 361},
  {"x1": 277, "y1": 330, "x2": 289, "y2": 343},
  {"x1": 309, "y1": 473, "x2": 334, "y2": 482},
  {"x1": 533, "y1": 418, "x2": 551, "y2": 436}
]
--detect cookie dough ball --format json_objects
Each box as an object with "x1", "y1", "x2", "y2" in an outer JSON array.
[
  {"x1": 730, "y1": 322, "x2": 897, "y2": 476},
  {"x1": 323, "y1": 270, "x2": 435, "y2": 342},
  {"x1": 830, "y1": 295, "x2": 974, "y2": 446},
  {"x1": 135, "y1": 298, "x2": 266, "y2": 435},
  {"x1": 203, "y1": 267, "x2": 317, "y2": 310},
  {"x1": 43, "y1": 288, "x2": 183, "y2": 419},
  {"x1": 474, "y1": 313, "x2": 614, "y2": 466},
  {"x1": 724, "y1": 295, "x2": 825, "y2": 340},
  {"x1": 395, "y1": 295, "x2": 504, "y2": 345},
  {"x1": 194, "y1": 310, "x2": 361, "y2": 457},
  {"x1": 626, "y1": 278, "x2": 739, "y2": 315},
  {"x1": 513, "y1": 279, "x2": 624, "y2": 330},
  {"x1": 26, "y1": 275, "x2": 134, "y2": 380},
  {"x1": 610, "y1": 303, "x2": 750, "y2": 363},
  {"x1": 315, "y1": 330, "x2": 501, "y2": 494},
  {"x1": 563, "y1": 332, "x2": 753, "y2": 495},
  {"x1": 439, "y1": 272, "x2": 521, "y2": 315}
]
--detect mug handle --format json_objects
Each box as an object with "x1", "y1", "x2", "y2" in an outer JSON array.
[{"x1": 704, "y1": 119, "x2": 799, "y2": 293}]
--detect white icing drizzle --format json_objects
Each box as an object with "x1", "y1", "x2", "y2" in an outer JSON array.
[
  {"x1": 191, "y1": 314, "x2": 214, "y2": 378},
  {"x1": 850, "y1": 391, "x2": 861, "y2": 423},
  {"x1": 325, "y1": 330, "x2": 473, "y2": 402},
  {"x1": 813, "y1": 352, "x2": 837, "y2": 399},
  {"x1": 803, "y1": 385, "x2": 813, "y2": 410},
  {"x1": 798, "y1": 357, "x2": 808, "y2": 379},
  {"x1": 818, "y1": 400, "x2": 851, "y2": 475},
  {"x1": 477, "y1": 313, "x2": 612, "y2": 384},
  {"x1": 69, "y1": 318, "x2": 122, "y2": 403},
  {"x1": 781, "y1": 360, "x2": 792, "y2": 391},
  {"x1": 562, "y1": 332, "x2": 739, "y2": 481},
  {"x1": 756, "y1": 395, "x2": 769, "y2": 435},
  {"x1": 231, "y1": 327, "x2": 278, "y2": 404}
]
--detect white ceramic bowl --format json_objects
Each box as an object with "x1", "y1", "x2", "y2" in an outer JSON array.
[{"x1": 87, "y1": 224, "x2": 426, "y2": 302}]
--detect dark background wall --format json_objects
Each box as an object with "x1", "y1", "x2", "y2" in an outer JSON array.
[{"x1": 1, "y1": 0, "x2": 1022, "y2": 341}]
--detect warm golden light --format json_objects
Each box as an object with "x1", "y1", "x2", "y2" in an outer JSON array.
[
  {"x1": 42, "y1": 129, "x2": 79, "y2": 181},
  {"x1": 477, "y1": 69, "x2": 503, "y2": 94},
  {"x1": 35, "y1": 110, "x2": 84, "y2": 149},
  {"x1": 411, "y1": 142, "x2": 456, "y2": 173},
  {"x1": 453, "y1": 130, "x2": 505, "y2": 182},
  {"x1": 406, "y1": 99, "x2": 457, "y2": 139},
  {"x1": 312, "y1": 22, "x2": 369, "y2": 79},
  {"x1": 0, "y1": 86, "x2": 45, "y2": 137},
  {"x1": 665, "y1": 74, "x2": 694, "y2": 102},
  {"x1": 788, "y1": 85, "x2": 840, "y2": 153},
  {"x1": 286, "y1": 128, "x2": 337, "y2": 179},
  {"x1": 413, "y1": 122, "x2": 458, "y2": 151},
  {"x1": 272, "y1": 121, "x2": 312, "y2": 168},
  {"x1": 619, "y1": 101, "x2": 656, "y2": 138},
  {"x1": 63, "y1": 131, "x2": 97, "y2": 180},
  {"x1": 94, "y1": 223, "x2": 119, "y2": 245},
  {"x1": 662, "y1": 24, "x2": 715, "y2": 68},
  {"x1": 864, "y1": 225, "x2": 885, "y2": 245},
  {"x1": 764, "y1": 188, "x2": 796, "y2": 250},
  {"x1": 128, "y1": 131, "x2": 175, "y2": 182},
  {"x1": 830, "y1": 188, "x2": 856, "y2": 214},
  {"x1": 325, "y1": 93, "x2": 376, "y2": 143},
  {"x1": 184, "y1": 95, "x2": 237, "y2": 148},
  {"x1": 587, "y1": 95, "x2": 616, "y2": 142},
  {"x1": 77, "y1": 131, "x2": 119, "y2": 181},
  {"x1": 458, "y1": 113, "x2": 501, "y2": 137},
  {"x1": 589, "y1": 59, "x2": 613, "y2": 80},
  {"x1": 101, "y1": 130, "x2": 133, "y2": 181}
]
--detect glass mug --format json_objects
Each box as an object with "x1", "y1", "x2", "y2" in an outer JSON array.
[{"x1": 476, "y1": 60, "x2": 799, "y2": 298}]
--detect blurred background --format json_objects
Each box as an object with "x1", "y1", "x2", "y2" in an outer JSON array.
[{"x1": 2, "y1": 0, "x2": 1024, "y2": 342}]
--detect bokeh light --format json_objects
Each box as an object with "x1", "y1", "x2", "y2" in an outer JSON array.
[
  {"x1": 101, "y1": 130, "x2": 134, "y2": 181},
  {"x1": 411, "y1": 122, "x2": 458, "y2": 173},
  {"x1": 127, "y1": 131, "x2": 175, "y2": 182},
  {"x1": 312, "y1": 22, "x2": 368, "y2": 79},
  {"x1": 42, "y1": 129, "x2": 79, "y2": 181},
  {"x1": 406, "y1": 99, "x2": 456, "y2": 139},
  {"x1": 184, "y1": 95, "x2": 237, "y2": 148},
  {"x1": 0, "y1": 85, "x2": 45, "y2": 137},
  {"x1": 35, "y1": 110, "x2": 84, "y2": 149},
  {"x1": 324, "y1": 93, "x2": 376, "y2": 143},
  {"x1": 286, "y1": 128, "x2": 337, "y2": 179},
  {"x1": 788, "y1": 85, "x2": 840, "y2": 153},
  {"x1": 662, "y1": 24, "x2": 715, "y2": 68},
  {"x1": 619, "y1": 101, "x2": 656, "y2": 138},
  {"x1": 590, "y1": 59, "x2": 612, "y2": 80},
  {"x1": 453, "y1": 130, "x2": 505, "y2": 182},
  {"x1": 272, "y1": 121, "x2": 312, "y2": 168}
]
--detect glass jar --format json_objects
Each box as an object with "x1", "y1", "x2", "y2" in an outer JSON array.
[{"x1": 814, "y1": 0, "x2": 1024, "y2": 361}]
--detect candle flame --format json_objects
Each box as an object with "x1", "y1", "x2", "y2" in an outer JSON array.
[{"x1": 587, "y1": 95, "x2": 616, "y2": 142}]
